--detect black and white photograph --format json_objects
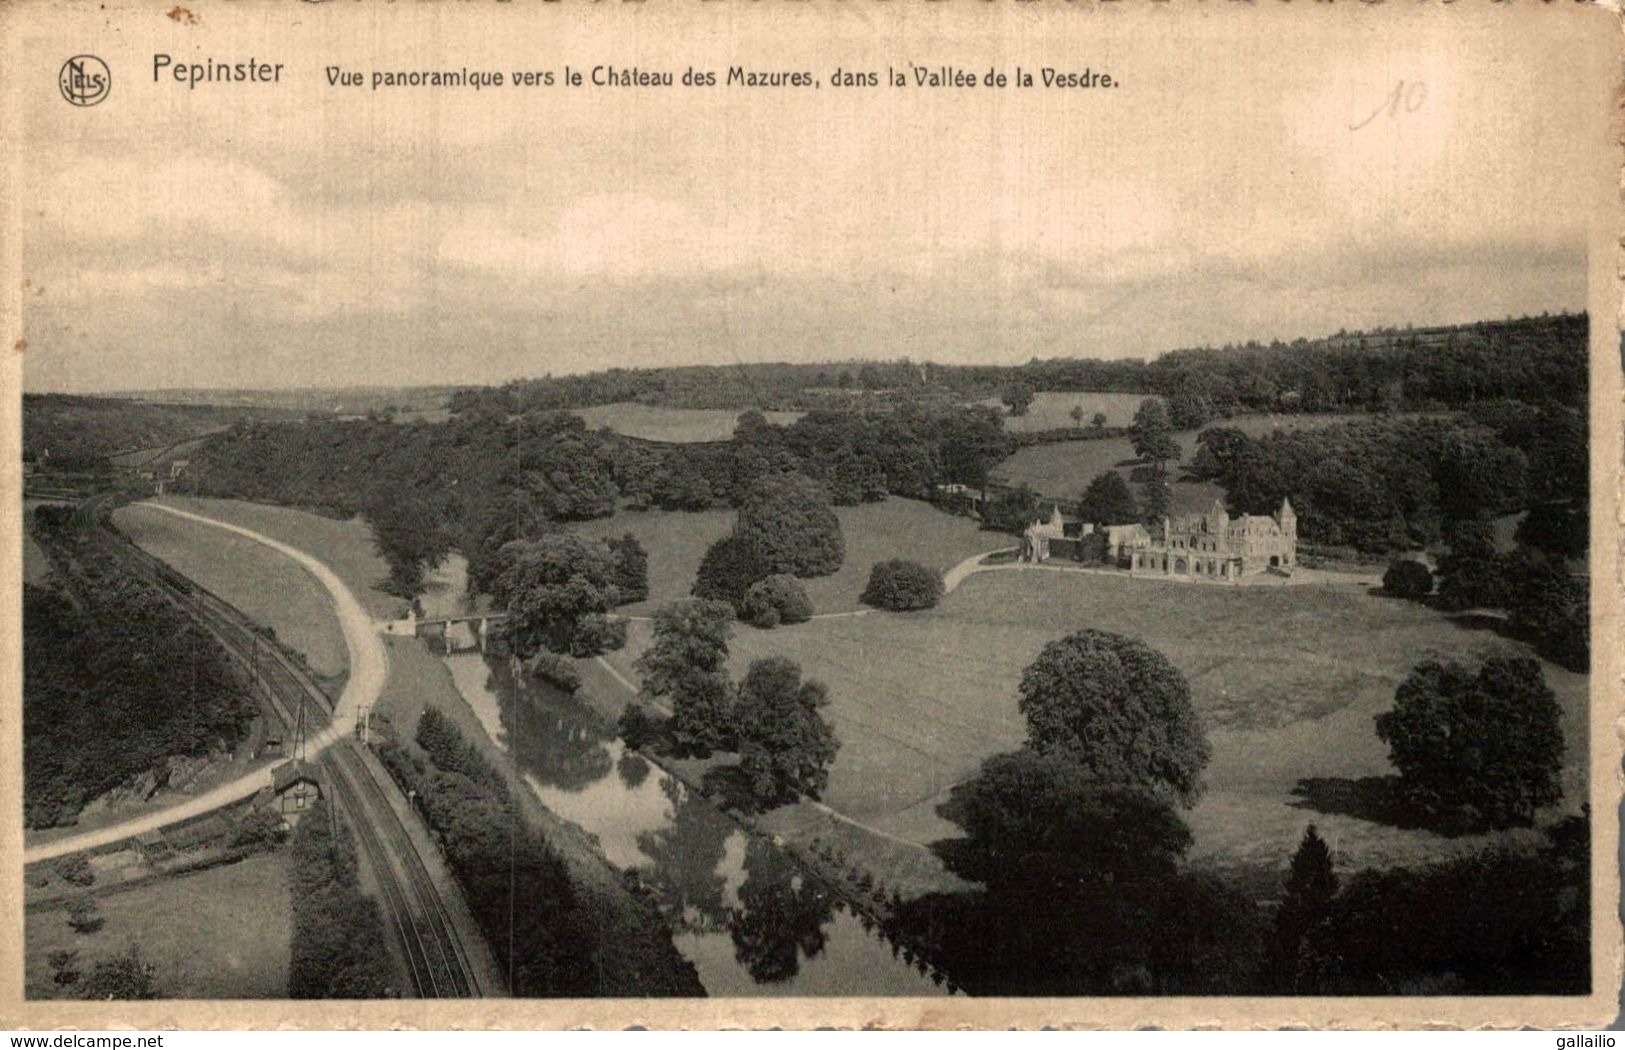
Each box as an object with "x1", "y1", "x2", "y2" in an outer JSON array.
[{"x1": 2, "y1": 0, "x2": 1619, "y2": 1031}]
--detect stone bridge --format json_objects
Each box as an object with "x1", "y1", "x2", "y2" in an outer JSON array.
[{"x1": 383, "y1": 612, "x2": 512, "y2": 653}]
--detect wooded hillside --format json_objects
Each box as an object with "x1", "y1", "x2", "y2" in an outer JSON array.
[{"x1": 25, "y1": 510, "x2": 256, "y2": 828}]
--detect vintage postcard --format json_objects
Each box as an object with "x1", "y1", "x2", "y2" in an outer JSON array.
[{"x1": 0, "y1": 0, "x2": 1620, "y2": 1031}]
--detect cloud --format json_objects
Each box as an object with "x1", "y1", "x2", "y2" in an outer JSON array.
[{"x1": 17, "y1": 7, "x2": 1606, "y2": 393}]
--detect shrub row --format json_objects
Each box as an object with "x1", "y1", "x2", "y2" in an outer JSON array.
[
  {"x1": 287, "y1": 801, "x2": 394, "y2": 998},
  {"x1": 376, "y1": 715, "x2": 597, "y2": 996}
]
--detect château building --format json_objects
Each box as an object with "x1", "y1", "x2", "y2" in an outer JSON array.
[
  {"x1": 1021, "y1": 497, "x2": 1299, "y2": 582},
  {"x1": 1124, "y1": 498, "x2": 1297, "y2": 580}
]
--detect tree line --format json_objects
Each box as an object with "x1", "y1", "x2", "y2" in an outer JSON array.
[
  {"x1": 180, "y1": 403, "x2": 1012, "y2": 601},
  {"x1": 288, "y1": 801, "x2": 395, "y2": 998},
  {"x1": 376, "y1": 708, "x2": 702, "y2": 996},
  {"x1": 176, "y1": 312, "x2": 1583, "y2": 597},
  {"x1": 1188, "y1": 401, "x2": 1585, "y2": 557},
  {"x1": 892, "y1": 626, "x2": 1585, "y2": 996},
  {"x1": 375, "y1": 709, "x2": 601, "y2": 995},
  {"x1": 22, "y1": 393, "x2": 299, "y2": 466},
  {"x1": 449, "y1": 313, "x2": 1584, "y2": 417}
]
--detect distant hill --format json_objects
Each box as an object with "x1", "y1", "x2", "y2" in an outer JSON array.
[
  {"x1": 449, "y1": 313, "x2": 1587, "y2": 417},
  {"x1": 102, "y1": 384, "x2": 461, "y2": 419},
  {"x1": 21, "y1": 394, "x2": 302, "y2": 464}
]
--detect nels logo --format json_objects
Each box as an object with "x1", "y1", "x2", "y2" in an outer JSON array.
[{"x1": 59, "y1": 55, "x2": 110, "y2": 107}]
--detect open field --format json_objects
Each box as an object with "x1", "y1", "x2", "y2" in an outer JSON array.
[
  {"x1": 113, "y1": 501, "x2": 351, "y2": 679},
  {"x1": 573, "y1": 402, "x2": 803, "y2": 444},
  {"x1": 134, "y1": 495, "x2": 404, "y2": 620},
  {"x1": 992, "y1": 412, "x2": 1437, "y2": 514},
  {"x1": 125, "y1": 496, "x2": 1587, "y2": 899},
  {"x1": 138, "y1": 494, "x2": 995, "y2": 622},
  {"x1": 25, "y1": 851, "x2": 291, "y2": 999},
  {"x1": 109, "y1": 434, "x2": 215, "y2": 471},
  {"x1": 603, "y1": 566, "x2": 1588, "y2": 884},
  {"x1": 973, "y1": 391, "x2": 1145, "y2": 433},
  {"x1": 576, "y1": 497, "x2": 998, "y2": 616}
]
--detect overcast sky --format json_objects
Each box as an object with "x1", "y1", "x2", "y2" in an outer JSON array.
[{"x1": 19, "y1": 5, "x2": 1611, "y2": 393}]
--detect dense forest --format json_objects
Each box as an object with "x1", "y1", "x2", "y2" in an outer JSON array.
[
  {"x1": 24, "y1": 509, "x2": 257, "y2": 828},
  {"x1": 1188, "y1": 401, "x2": 1586, "y2": 555},
  {"x1": 22, "y1": 394, "x2": 299, "y2": 467},
  {"x1": 895, "y1": 812, "x2": 1587, "y2": 996},
  {"x1": 449, "y1": 313, "x2": 1585, "y2": 415},
  {"x1": 174, "y1": 312, "x2": 1585, "y2": 598}
]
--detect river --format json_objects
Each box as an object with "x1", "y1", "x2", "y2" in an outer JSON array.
[{"x1": 437, "y1": 647, "x2": 948, "y2": 997}]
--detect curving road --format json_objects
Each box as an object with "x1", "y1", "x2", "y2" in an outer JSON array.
[{"x1": 23, "y1": 502, "x2": 388, "y2": 865}]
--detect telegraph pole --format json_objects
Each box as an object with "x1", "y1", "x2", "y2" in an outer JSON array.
[
  {"x1": 293, "y1": 687, "x2": 307, "y2": 764},
  {"x1": 251, "y1": 632, "x2": 263, "y2": 702}
]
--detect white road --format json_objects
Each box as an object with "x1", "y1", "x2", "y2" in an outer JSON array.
[
  {"x1": 23, "y1": 502, "x2": 388, "y2": 865},
  {"x1": 940, "y1": 547, "x2": 1383, "y2": 593}
]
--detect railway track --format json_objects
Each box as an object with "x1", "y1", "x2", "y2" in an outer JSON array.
[{"x1": 86, "y1": 516, "x2": 486, "y2": 999}]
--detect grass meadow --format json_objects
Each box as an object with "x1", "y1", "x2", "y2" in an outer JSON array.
[
  {"x1": 129, "y1": 495, "x2": 406, "y2": 619},
  {"x1": 576, "y1": 497, "x2": 999, "y2": 615},
  {"x1": 125, "y1": 495, "x2": 1586, "y2": 902},
  {"x1": 601, "y1": 563, "x2": 1589, "y2": 892},
  {"x1": 573, "y1": 402, "x2": 804, "y2": 443},
  {"x1": 972, "y1": 391, "x2": 1147, "y2": 432},
  {"x1": 113, "y1": 501, "x2": 354, "y2": 679},
  {"x1": 25, "y1": 851, "x2": 292, "y2": 999}
]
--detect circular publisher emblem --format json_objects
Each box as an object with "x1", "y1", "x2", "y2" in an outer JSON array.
[{"x1": 59, "y1": 55, "x2": 110, "y2": 107}]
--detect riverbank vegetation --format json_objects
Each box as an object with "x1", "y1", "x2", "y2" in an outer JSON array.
[
  {"x1": 623, "y1": 598, "x2": 841, "y2": 810},
  {"x1": 377, "y1": 708, "x2": 702, "y2": 996},
  {"x1": 376, "y1": 711, "x2": 595, "y2": 995}
]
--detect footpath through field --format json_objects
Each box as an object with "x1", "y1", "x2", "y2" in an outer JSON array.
[{"x1": 24, "y1": 503, "x2": 388, "y2": 865}]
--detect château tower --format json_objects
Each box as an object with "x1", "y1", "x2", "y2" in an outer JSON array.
[{"x1": 1276, "y1": 497, "x2": 1297, "y2": 538}]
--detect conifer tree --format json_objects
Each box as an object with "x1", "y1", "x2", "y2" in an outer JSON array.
[{"x1": 1266, "y1": 825, "x2": 1338, "y2": 992}]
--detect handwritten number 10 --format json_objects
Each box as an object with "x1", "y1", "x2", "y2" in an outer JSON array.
[{"x1": 1351, "y1": 79, "x2": 1427, "y2": 131}]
